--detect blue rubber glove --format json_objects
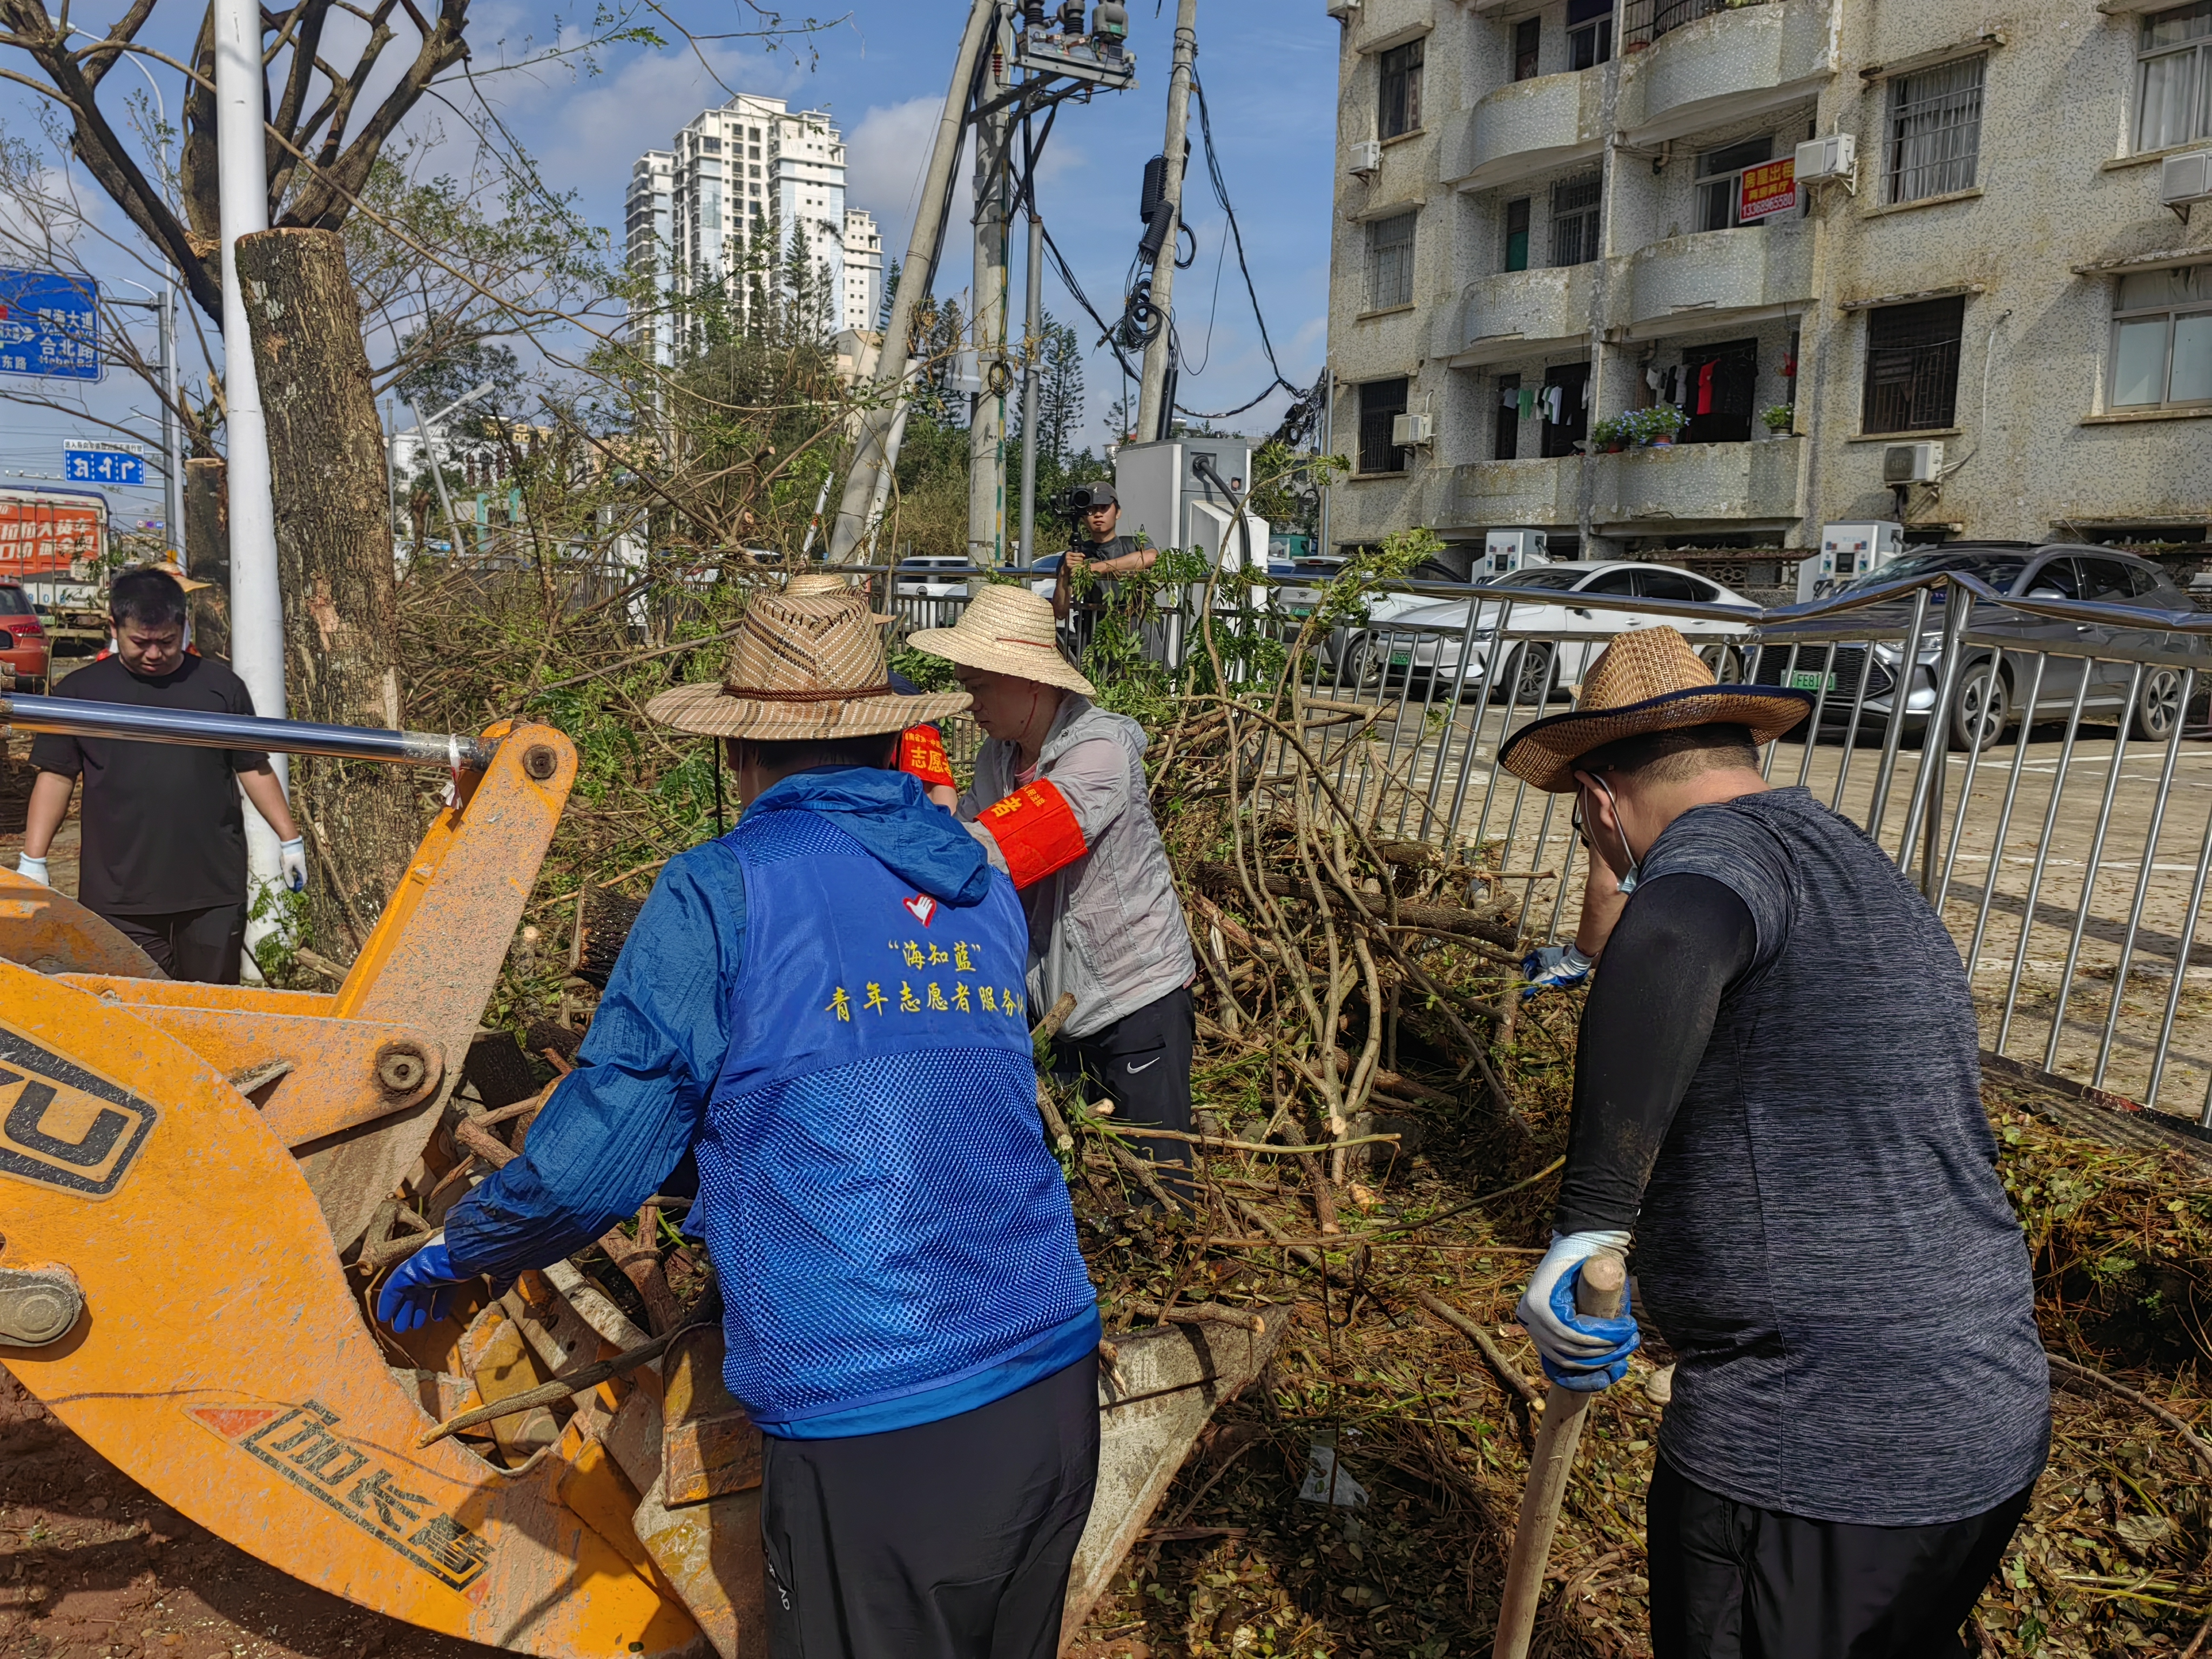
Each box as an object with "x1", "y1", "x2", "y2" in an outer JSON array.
[
  {"x1": 377, "y1": 1240, "x2": 463, "y2": 1333},
  {"x1": 1516, "y1": 1230, "x2": 1640, "y2": 1393},
  {"x1": 1522, "y1": 943, "x2": 1594, "y2": 999}
]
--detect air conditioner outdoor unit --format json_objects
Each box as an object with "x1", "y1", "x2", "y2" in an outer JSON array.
[
  {"x1": 1392, "y1": 410, "x2": 1434, "y2": 447},
  {"x1": 2161, "y1": 150, "x2": 2212, "y2": 211},
  {"x1": 1882, "y1": 441, "x2": 1944, "y2": 485},
  {"x1": 1349, "y1": 139, "x2": 1382, "y2": 179},
  {"x1": 1795, "y1": 132, "x2": 1857, "y2": 184},
  {"x1": 1325, "y1": 0, "x2": 1361, "y2": 15}
]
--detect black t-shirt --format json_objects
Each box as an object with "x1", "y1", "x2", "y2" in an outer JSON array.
[{"x1": 27, "y1": 654, "x2": 269, "y2": 915}]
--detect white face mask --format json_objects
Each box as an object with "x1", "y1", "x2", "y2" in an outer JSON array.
[{"x1": 1585, "y1": 774, "x2": 1642, "y2": 894}]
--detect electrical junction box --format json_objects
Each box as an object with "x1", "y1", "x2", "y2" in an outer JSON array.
[
  {"x1": 1391, "y1": 411, "x2": 1434, "y2": 447},
  {"x1": 1349, "y1": 139, "x2": 1382, "y2": 178},
  {"x1": 1484, "y1": 529, "x2": 1549, "y2": 575},
  {"x1": 1114, "y1": 437, "x2": 1266, "y2": 572},
  {"x1": 1882, "y1": 441, "x2": 1944, "y2": 485},
  {"x1": 1800, "y1": 520, "x2": 1903, "y2": 601},
  {"x1": 2161, "y1": 150, "x2": 2212, "y2": 209},
  {"x1": 1795, "y1": 132, "x2": 1857, "y2": 185}
]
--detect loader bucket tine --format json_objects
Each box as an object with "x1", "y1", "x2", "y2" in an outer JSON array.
[
  {"x1": 0, "y1": 867, "x2": 164, "y2": 978},
  {"x1": 0, "y1": 963, "x2": 700, "y2": 1657}
]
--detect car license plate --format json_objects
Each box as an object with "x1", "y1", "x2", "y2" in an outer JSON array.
[
  {"x1": 1786, "y1": 670, "x2": 1836, "y2": 692},
  {"x1": 1389, "y1": 651, "x2": 1411, "y2": 666}
]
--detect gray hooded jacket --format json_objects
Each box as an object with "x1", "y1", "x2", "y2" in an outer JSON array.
[{"x1": 960, "y1": 695, "x2": 1195, "y2": 1040}]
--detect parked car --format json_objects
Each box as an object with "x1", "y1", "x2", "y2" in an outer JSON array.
[
  {"x1": 0, "y1": 582, "x2": 50, "y2": 690},
  {"x1": 1339, "y1": 561, "x2": 1756, "y2": 702},
  {"x1": 893, "y1": 556, "x2": 973, "y2": 599},
  {"x1": 1024, "y1": 551, "x2": 1064, "y2": 605},
  {"x1": 1751, "y1": 543, "x2": 2207, "y2": 748}
]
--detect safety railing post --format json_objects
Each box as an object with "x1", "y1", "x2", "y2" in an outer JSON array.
[
  {"x1": 1898, "y1": 582, "x2": 1974, "y2": 889},
  {"x1": 2042, "y1": 661, "x2": 2142, "y2": 1075},
  {"x1": 2093, "y1": 669, "x2": 2195, "y2": 1089},
  {"x1": 1864, "y1": 588, "x2": 1931, "y2": 847}
]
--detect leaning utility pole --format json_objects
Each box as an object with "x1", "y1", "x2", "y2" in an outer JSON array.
[
  {"x1": 826, "y1": 0, "x2": 999, "y2": 565},
  {"x1": 1135, "y1": 0, "x2": 1198, "y2": 442},
  {"x1": 968, "y1": 9, "x2": 1016, "y2": 570},
  {"x1": 1017, "y1": 210, "x2": 1046, "y2": 567}
]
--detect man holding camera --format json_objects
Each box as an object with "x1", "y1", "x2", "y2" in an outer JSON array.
[{"x1": 1050, "y1": 483, "x2": 1156, "y2": 659}]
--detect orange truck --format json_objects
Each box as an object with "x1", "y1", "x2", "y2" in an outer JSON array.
[
  {"x1": 0, "y1": 695, "x2": 1282, "y2": 1658},
  {"x1": 0, "y1": 484, "x2": 108, "y2": 664}
]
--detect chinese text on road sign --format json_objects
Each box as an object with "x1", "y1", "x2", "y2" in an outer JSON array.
[{"x1": 0, "y1": 269, "x2": 99, "y2": 381}]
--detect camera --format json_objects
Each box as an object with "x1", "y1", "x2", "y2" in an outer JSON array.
[{"x1": 1054, "y1": 482, "x2": 1117, "y2": 516}]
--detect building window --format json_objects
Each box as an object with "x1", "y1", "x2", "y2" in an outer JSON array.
[
  {"x1": 1514, "y1": 17, "x2": 1542, "y2": 81},
  {"x1": 1503, "y1": 198, "x2": 1532, "y2": 272},
  {"x1": 1885, "y1": 56, "x2": 1985, "y2": 204},
  {"x1": 1863, "y1": 296, "x2": 1966, "y2": 434},
  {"x1": 2139, "y1": 4, "x2": 2212, "y2": 151},
  {"x1": 1380, "y1": 39, "x2": 1425, "y2": 139},
  {"x1": 1540, "y1": 362, "x2": 1589, "y2": 458},
  {"x1": 2112, "y1": 265, "x2": 2212, "y2": 409},
  {"x1": 1568, "y1": 0, "x2": 1614, "y2": 69},
  {"x1": 1359, "y1": 378, "x2": 1411, "y2": 474},
  {"x1": 1550, "y1": 173, "x2": 1602, "y2": 267},
  {"x1": 1495, "y1": 373, "x2": 1523, "y2": 461},
  {"x1": 1366, "y1": 211, "x2": 1417, "y2": 310},
  {"x1": 1695, "y1": 137, "x2": 1775, "y2": 231}
]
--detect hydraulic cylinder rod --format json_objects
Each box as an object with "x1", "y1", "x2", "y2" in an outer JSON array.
[{"x1": 0, "y1": 693, "x2": 496, "y2": 770}]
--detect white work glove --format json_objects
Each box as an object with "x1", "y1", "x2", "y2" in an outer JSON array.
[
  {"x1": 1522, "y1": 943, "x2": 1594, "y2": 999},
  {"x1": 1516, "y1": 1230, "x2": 1638, "y2": 1392},
  {"x1": 278, "y1": 837, "x2": 308, "y2": 893},
  {"x1": 16, "y1": 852, "x2": 49, "y2": 886}
]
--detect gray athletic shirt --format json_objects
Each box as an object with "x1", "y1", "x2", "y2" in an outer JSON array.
[{"x1": 1631, "y1": 787, "x2": 2049, "y2": 1526}]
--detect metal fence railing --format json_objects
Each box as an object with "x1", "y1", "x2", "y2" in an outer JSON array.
[{"x1": 857, "y1": 562, "x2": 2212, "y2": 1125}]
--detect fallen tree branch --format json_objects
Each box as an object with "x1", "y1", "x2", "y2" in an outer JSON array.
[
  {"x1": 416, "y1": 1320, "x2": 703, "y2": 1447},
  {"x1": 2048, "y1": 1353, "x2": 2212, "y2": 1478},
  {"x1": 1414, "y1": 1290, "x2": 1542, "y2": 1407}
]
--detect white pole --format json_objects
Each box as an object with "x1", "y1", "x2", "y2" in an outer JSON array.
[
  {"x1": 1136, "y1": 0, "x2": 1199, "y2": 441},
  {"x1": 214, "y1": 0, "x2": 287, "y2": 974},
  {"x1": 160, "y1": 284, "x2": 185, "y2": 564}
]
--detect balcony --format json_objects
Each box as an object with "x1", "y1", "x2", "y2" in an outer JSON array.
[
  {"x1": 1450, "y1": 69, "x2": 1608, "y2": 191},
  {"x1": 1588, "y1": 436, "x2": 1806, "y2": 531},
  {"x1": 1448, "y1": 458, "x2": 1581, "y2": 529},
  {"x1": 1612, "y1": 222, "x2": 1815, "y2": 338},
  {"x1": 1617, "y1": 0, "x2": 1838, "y2": 145},
  {"x1": 1441, "y1": 263, "x2": 1600, "y2": 363}
]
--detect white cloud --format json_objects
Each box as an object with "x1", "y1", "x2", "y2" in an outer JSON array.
[{"x1": 846, "y1": 95, "x2": 970, "y2": 268}]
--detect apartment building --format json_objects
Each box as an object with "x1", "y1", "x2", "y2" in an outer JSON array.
[
  {"x1": 625, "y1": 95, "x2": 885, "y2": 363},
  {"x1": 1322, "y1": 0, "x2": 2212, "y2": 586}
]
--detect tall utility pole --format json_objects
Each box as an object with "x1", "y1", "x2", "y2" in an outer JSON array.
[
  {"x1": 826, "y1": 0, "x2": 999, "y2": 565},
  {"x1": 1017, "y1": 210, "x2": 1045, "y2": 567},
  {"x1": 158, "y1": 286, "x2": 184, "y2": 563},
  {"x1": 214, "y1": 0, "x2": 287, "y2": 974},
  {"x1": 967, "y1": 10, "x2": 1015, "y2": 570},
  {"x1": 1136, "y1": 0, "x2": 1198, "y2": 443}
]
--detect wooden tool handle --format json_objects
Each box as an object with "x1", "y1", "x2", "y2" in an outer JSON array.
[{"x1": 1491, "y1": 1249, "x2": 1627, "y2": 1659}]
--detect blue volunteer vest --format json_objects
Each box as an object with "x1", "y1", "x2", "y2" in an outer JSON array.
[{"x1": 693, "y1": 801, "x2": 1097, "y2": 1432}]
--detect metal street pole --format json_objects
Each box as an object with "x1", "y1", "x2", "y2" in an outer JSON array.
[
  {"x1": 826, "y1": 0, "x2": 998, "y2": 563},
  {"x1": 1136, "y1": 0, "x2": 1198, "y2": 442},
  {"x1": 968, "y1": 9, "x2": 1015, "y2": 570},
  {"x1": 1018, "y1": 210, "x2": 1045, "y2": 567},
  {"x1": 159, "y1": 285, "x2": 184, "y2": 563}
]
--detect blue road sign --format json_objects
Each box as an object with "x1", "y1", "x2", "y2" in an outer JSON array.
[
  {"x1": 63, "y1": 447, "x2": 144, "y2": 485},
  {"x1": 0, "y1": 268, "x2": 99, "y2": 380}
]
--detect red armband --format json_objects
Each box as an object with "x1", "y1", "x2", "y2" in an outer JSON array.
[
  {"x1": 977, "y1": 778, "x2": 1089, "y2": 890},
  {"x1": 899, "y1": 724, "x2": 955, "y2": 790}
]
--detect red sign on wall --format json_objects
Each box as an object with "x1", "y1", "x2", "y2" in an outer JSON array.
[
  {"x1": 0, "y1": 489, "x2": 106, "y2": 579},
  {"x1": 1739, "y1": 158, "x2": 1798, "y2": 221}
]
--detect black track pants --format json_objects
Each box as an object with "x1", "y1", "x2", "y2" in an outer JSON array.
[
  {"x1": 99, "y1": 902, "x2": 245, "y2": 984},
  {"x1": 759, "y1": 1356, "x2": 1101, "y2": 1659},
  {"x1": 1052, "y1": 983, "x2": 1195, "y2": 1202},
  {"x1": 1648, "y1": 1456, "x2": 2036, "y2": 1659}
]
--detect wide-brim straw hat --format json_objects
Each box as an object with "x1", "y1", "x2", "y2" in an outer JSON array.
[
  {"x1": 784, "y1": 570, "x2": 894, "y2": 624},
  {"x1": 646, "y1": 589, "x2": 969, "y2": 739},
  {"x1": 1498, "y1": 626, "x2": 1814, "y2": 792},
  {"x1": 149, "y1": 559, "x2": 212, "y2": 594},
  {"x1": 907, "y1": 583, "x2": 1096, "y2": 697}
]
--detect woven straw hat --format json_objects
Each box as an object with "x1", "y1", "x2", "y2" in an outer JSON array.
[
  {"x1": 907, "y1": 583, "x2": 1096, "y2": 697},
  {"x1": 147, "y1": 559, "x2": 211, "y2": 594},
  {"x1": 784, "y1": 571, "x2": 894, "y2": 624},
  {"x1": 1498, "y1": 626, "x2": 1813, "y2": 792},
  {"x1": 645, "y1": 590, "x2": 969, "y2": 739}
]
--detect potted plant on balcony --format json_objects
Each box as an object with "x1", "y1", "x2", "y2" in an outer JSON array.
[
  {"x1": 1760, "y1": 403, "x2": 1796, "y2": 439},
  {"x1": 1592, "y1": 413, "x2": 1632, "y2": 454},
  {"x1": 1634, "y1": 404, "x2": 1687, "y2": 447}
]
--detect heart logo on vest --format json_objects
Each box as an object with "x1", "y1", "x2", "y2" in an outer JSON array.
[{"x1": 903, "y1": 894, "x2": 938, "y2": 927}]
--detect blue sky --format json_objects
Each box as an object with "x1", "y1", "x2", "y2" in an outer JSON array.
[{"x1": 0, "y1": 1, "x2": 1338, "y2": 530}]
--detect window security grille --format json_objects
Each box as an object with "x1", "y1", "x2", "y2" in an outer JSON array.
[
  {"x1": 2139, "y1": 3, "x2": 2212, "y2": 152},
  {"x1": 1863, "y1": 297, "x2": 1967, "y2": 434},
  {"x1": 1367, "y1": 212, "x2": 1417, "y2": 311},
  {"x1": 1886, "y1": 57, "x2": 1986, "y2": 204},
  {"x1": 1359, "y1": 379, "x2": 1412, "y2": 475},
  {"x1": 1380, "y1": 39, "x2": 1425, "y2": 140},
  {"x1": 1550, "y1": 173, "x2": 1602, "y2": 267}
]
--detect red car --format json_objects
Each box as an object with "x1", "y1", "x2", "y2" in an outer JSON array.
[{"x1": 0, "y1": 582, "x2": 50, "y2": 690}]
